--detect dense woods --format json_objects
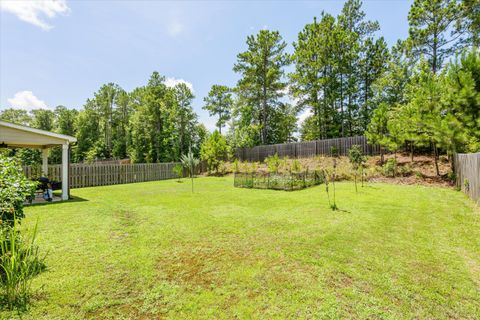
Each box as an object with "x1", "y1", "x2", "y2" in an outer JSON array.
[{"x1": 1, "y1": 0, "x2": 478, "y2": 169}]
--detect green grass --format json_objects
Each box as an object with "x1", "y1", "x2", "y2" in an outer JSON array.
[{"x1": 2, "y1": 177, "x2": 479, "y2": 319}]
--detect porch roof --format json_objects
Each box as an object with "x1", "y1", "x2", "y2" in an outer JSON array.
[{"x1": 0, "y1": 120, "x2": 76, "y2": 148}]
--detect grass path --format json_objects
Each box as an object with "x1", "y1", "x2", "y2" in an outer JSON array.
[{"x1": 2, "y1": 178, "x2": 479, "y2": 319}]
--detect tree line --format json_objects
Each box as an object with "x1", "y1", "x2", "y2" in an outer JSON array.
[
  {"x1": 1, "y1": 0, "x2": 479, "y2": 167},
  {"x1": 204, "y1": 0, "x2": 479, "y2": 166},
  {"x1": 1, "y1": 73, "x2": 207, "y2": 164}
]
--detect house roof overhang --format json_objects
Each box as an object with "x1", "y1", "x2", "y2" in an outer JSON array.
[{"x1": 0, "y1": 120, "x2": 77, "y2": 148}]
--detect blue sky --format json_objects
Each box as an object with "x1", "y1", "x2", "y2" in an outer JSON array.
[{"x1": 0, "y1": 0, "x2": 412, "y2": 131}]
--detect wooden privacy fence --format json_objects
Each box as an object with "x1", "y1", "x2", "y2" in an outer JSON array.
[
  {"x1": 235, "y1": 136, "x2": 380, "y2": 162},
  {"x1": 23, "y1": 162, "x2": 182, "y2": 189},
  {"x1": 454, "y1": 153, "x2": 480, "y2": 203}
]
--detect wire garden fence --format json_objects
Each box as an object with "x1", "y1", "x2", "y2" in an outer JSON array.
[{"x1": 234, "y1": 170, "x2": 325, "y2": 191}]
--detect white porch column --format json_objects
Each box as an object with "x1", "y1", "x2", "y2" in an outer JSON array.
[
  {"x1": 41, "y1": 148, "x2": 49, "y2": 176},
  {"x1": 61, "y1": 143, "x2": 69, "y2": 200}
]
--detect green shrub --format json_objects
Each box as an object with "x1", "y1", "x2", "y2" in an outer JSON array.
[
  {"x1": 172, "y1": 164, "x2": 183, "y2": 182},
  {"x1": 200, "y1": 131, "x2": 230, "y2": 174},
  {"x1": 0, "y1": 155, "x2": 37, "y2": 226},
  {"x1": 265, "y1": 154, "x2": 281, "y2": 174},
  {"x1": 218, "y1": 161, "x2": 228, "y2": 176},
  {"x1": 447, "y1": 171, "x2": 456, "y2": 182},
  {"x1": 0, "y1": 220, "x2": 46, "y2": 310},
  {"x1": 383, "y1": 159, "x2": 397, "y2": 177},
  {"x1": 249, "y1": 162, "x2": 258, "y2": 174},
  {"x1": 330, "y1": 146, "x2": 339, "y2": 157},
  {"x1": 291, "y1": 159, "x2": 302, "y2": 173},
  {"x1": 232, "y1": 159, "x2": 241, "y2": 173},
  {"x1": 279, "y1": 156, "x2": 289, "y2": 173},
  {"x1": 399, "y1": 163, "x2": 413, "y2": 176}
]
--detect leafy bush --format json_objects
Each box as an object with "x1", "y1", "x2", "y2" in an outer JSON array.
[
  {"x1": 290, "y1": 159, "x2": 302, "y2": 173},
  {"x1": 0, "y1": 155, "x2": 45, "y2": 310},
  {"x1": 200, "y1": 131, "x2": 230, "y2": 174},
  {"x1": 447, "y1": 171, "x2": 456, "y2": 182},
  {"x1": 0, "y1": 155, "x2": 37, "y2": 226},
  {"x1": 232, "y1": 159, "x2": 241, "y2": 173},
  {"x1": 265, "y1": 154, "x2": 281, "y2": 174},
  {"x1": 330, "y1": 146, "x2": 339, "y2": 157},
  {"x1": 172, "y1": 164, "x2": 183, "y2": 182},
  {"x1": 399, "y1": 163, "x2": 413, "y2": 176},
  {"x1": 415, "y1": 171, "x2": 424, "y2": 179},
  {"x1": 218, "y1": 161, "x2": 228, "y2": 176},
  {"x1": 0, "y1": 221, "x2": 46, "y2": 310},
  {"x1": 383, "y1": 158, "x2": 397, "y2": 177}
]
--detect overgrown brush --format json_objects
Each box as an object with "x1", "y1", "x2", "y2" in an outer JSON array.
[
  {"x1": 0, "y1": 220, "x2": 46, "y2": 310},
  {"x1": 265, "y1": 153, "x2": 281, "y2": 174}
]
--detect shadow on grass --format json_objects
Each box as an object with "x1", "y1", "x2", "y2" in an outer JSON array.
[{"x1": 26, "y1": 195, "x2": 89, "y2": 207}]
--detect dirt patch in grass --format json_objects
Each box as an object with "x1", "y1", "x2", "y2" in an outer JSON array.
[
  {"x1": 114, "y1": 210, "x2": 137, "y2": 228},
  {"x1": 157, "y1": 243, "x2": 246, "y2": 288},
  {"x1": 157, "y1": 239, "x2": 319, "y2": 291},
  {"x1": 109, "y1": 210, "x2": 139, "y2": 240}
]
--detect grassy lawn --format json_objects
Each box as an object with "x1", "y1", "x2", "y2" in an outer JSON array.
[{"x1": 2, "y1": 177, "x2": 479, "y2": 319}]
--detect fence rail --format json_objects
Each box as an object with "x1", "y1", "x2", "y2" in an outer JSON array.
[
  {"x1": 235, "y1": 136, "x2": 380, "y2": 162},
  {"x1": 454, "y1": 153, "x2": 480, "y2": 203},
  {"x1": 23, "y1": 162, "x2": 182, "y2": 189}
]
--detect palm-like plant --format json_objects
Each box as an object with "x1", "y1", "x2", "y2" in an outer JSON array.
[{"x1": 181, "y1": 150, "x2": 200, "y2": 193}]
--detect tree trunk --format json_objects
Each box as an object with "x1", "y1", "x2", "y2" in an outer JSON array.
[
  {"x1": 394, "y1": 151, "x2": 397, "y2": 177},
  {"x1": 218, "y1": 110, "x2": 222, "y2": 134},
  {"x1": 340, "y1": 74, "x2": 344, "y2": 137},
  {"x1": 354, "y1": 173, "x2": 357, "y2": 193},
  {"x1": 361, "y1": 167, "x2": 364, "y2": 187},
  {"x1": 433, "y1": 143, "x2": 440, "y2": 176},
  {"x1": 410, "y1": 142, "x2": 414, "y2": 162}
]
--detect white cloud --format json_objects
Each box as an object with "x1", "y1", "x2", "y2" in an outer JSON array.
[
  {"x1": 166, "y1": 20, "x2": 184, "y2": 37},
  {"x1": 7, "y1": 91, "x2": 50, "y2": 110},
  {"x1": 298, "y1": 109, "x2": 312, "y2": 124},
  {"x1": 0, "y1": 0, "x2": 70, "y2": 31},
  {"x1": 164, "y1": 77, "x2": 194, "y2": 92}
]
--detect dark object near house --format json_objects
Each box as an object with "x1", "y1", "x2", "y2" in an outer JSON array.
[
  {"x1": 27, "y1": 177, "x2": 62, "y2": 203},
  {"x1": 35, "y1": 177, "x2": 61, "y2": 191}
]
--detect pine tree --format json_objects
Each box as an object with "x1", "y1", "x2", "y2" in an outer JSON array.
[
  {"x1": 408, "y1": 0, "x2": 469, "y2": 74},
  {"x1": 203, "y1": 85, "x2": 233, "y2": 134},
  {"x1": 233, "y1": 29, "x2": 290, "y2": 145}
]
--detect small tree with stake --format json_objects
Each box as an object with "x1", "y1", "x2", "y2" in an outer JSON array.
[
  {"x1": 181, "y1": 150, "x2": 199, "y2": 193},
  {"x1": 331, "y1": 159, "x2": 337, "y2": 210},
  {"x1": 323, "y1": 160, "x2": 338, "y2": 211},
  {"x1": 348, "y1": 145, "x2": 366, "y2": 192}
]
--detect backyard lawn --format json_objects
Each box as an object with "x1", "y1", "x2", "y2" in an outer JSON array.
[{"x1": 2, "y1": 177, "x2": 479, "y2": 319}]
